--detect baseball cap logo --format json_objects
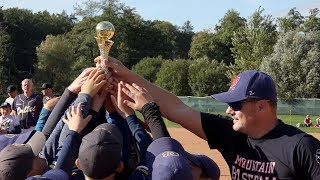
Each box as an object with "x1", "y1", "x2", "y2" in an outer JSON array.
[
  {"x1": 230, "y1": 76, "x2": 240, "y2": 90},
  {"x1": 161, "y1": 151, "x2": 179, "y2": 158},
  {"x1": 4, "y1": 134, "x2": 18, "y2": 138}
]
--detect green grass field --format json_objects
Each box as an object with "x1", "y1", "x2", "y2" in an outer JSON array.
[{"x1": 136, "y1": 112, "x2": 320, "y2": 133}]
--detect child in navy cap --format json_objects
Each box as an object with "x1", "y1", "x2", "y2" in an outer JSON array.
[{"x1": 0, "y1": 102, "x2": 21, "y2": 134}]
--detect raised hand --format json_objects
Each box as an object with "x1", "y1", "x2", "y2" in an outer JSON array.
[
  {"x1": 110, "y1": 81, "x2": 135, "y2": 118},
  {"x1": 63, "y1": 103, "x2": 92, "y2": 133},
  {"x1": 95, "y1": 56, "x2": 129, "y2": 80},
  {"x1": 80, "y1": 68, "x2": 107, "y2": 97},
  {"x1": 120, "y1": 82, "x2": 154, "y2": 112},
  {"x1": 91, "y1": 89, "x2": 108, "y2": 112},
  {"x1": 68, "y1": 67, "x2": 95, "y2": 94},
  {"x1": 44, "y1": 97, "x2": 60, "y2": 111}
]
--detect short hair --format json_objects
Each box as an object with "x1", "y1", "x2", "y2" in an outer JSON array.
[
  {"x1": 268, "y1": 101, "x2": 277, "y2": 112},
  {"x1": 21, "y1": 79, "x2": 33, "y2": 85}
]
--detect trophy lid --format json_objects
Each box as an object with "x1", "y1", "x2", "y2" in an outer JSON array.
[{"x1": 96, "y1": 21, "x2": 115, "y2": 39}]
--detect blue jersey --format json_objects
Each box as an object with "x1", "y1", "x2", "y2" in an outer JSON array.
[{"x1": 12, "y1": 94, "x2": 43, "y2": 128}]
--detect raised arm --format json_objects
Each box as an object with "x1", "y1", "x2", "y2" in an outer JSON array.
[
  {"x1": 55, "y1": 103, "x2": 92, "y2": 175},
  {"x1": 101, "y1": 57, "x2": 206, "y2": 140},
  {"x1": 41, "y1": 67, "x2": 95, "y2": 138}
]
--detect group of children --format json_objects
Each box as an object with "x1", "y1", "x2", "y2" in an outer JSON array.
[{"x1": 0, "y1": 64, "x2": 220, "y2": 179}]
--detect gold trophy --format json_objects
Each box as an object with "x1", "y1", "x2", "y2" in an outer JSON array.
[{"x1": 95, "y1": 21, "x2": 115, "y2": 74}]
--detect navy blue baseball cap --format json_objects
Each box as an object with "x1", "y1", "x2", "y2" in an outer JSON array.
[
  {"x1": 26, "y1": 169, "x2": 69, "y2": 180},
  {"x1": 146, "y1": 137, "x2": 193, "y2": 180},
  {"x1": 6, "y1": 85, "x2": 17, "y2": 93},
  {"x1": 146, "y1": 137, "x2": 220, "y2": 179},
  {"x1": 212, "y1": 70, "x2": 277, "y2": 103},
  {"x1": 79, "y1": 123, "x2": 123, "y2": 179}
]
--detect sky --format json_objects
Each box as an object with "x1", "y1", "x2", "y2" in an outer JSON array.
[{"x1": 2, "y1": 0, "x2": 320, "y2": 32}]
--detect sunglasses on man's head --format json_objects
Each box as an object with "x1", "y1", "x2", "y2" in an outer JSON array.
[{"x1": 227, "y1": 99, "x2": 261, "y2": 111}]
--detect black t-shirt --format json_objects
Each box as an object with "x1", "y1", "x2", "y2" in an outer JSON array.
[{"x1": 201, "y1": 112, "x2": 320, "y2": 180}]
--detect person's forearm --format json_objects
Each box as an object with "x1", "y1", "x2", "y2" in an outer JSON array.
[
  {"x1": 125, "y1": 114, "x2": 153, "y2": 156},
  {"x1": 12, "y1": 110, "x2": 17, "y2": 117},
  {"x1": 55, "y1": 130, "x2": 82, "y2": 175},
  {"x1": 123, "y1": 71, "x2": 189, "y2": 123},
  {"x1": 118, "y1": 64, "x2": 205, "y2": 139},
  {"x1": 141, "y1": 102, "x2": 170, "y2": 140},
  {"x1": 107, "y1": 112, "x2": 131, "y2": 162},
  {"x1": 35, "y1": 108, "x2": 52, "y2": 132},
  {"x1": 42, "y1": 88, "x2": 77, "y2": 138}
]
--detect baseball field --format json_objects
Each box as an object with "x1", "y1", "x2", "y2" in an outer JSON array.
[{"x1": 168, "y1": 128, "x2": 320, "y2": 180}]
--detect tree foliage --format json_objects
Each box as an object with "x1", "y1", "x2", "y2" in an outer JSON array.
[
  {"x1": 0, "y1": 27, "x2": 14, "y2": 94},
  {"x1": 188, "y1": 58, "x2": 229, "y2": 96},
  {"x1": 189, "y1": 32, "x2": 230, "y2": 63},
  {"x1": 155, "y1": 60, "x2": 191, "y2": 96},
  {"x1": 1, "y1": 2, "x2": 320, "y2": 100},
  {"x1": 260, "y1": 31, "x2": 320, "y2": 99},
  {"x1": 132, "y1": 57, "x2": 165, "y2": 83},
  {"x1": 229, "y1": 8, "x2": 277, "y2": 78},
  {"x1": 0, "y1": 8, "x2": 74, "y2": 93},
  {"x1": 304, "y1": 8, "x2": 320, "y2": 32},
  {"x1": 278, "y1": 8, "x2": 304, "y2": 33},
  {"x1": 35, "y1": 35, "x2": 74, "y2": 94}
]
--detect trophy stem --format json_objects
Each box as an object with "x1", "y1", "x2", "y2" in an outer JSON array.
[{"x1": 96, "y1": 38, "x2": 114, "y2": 74}]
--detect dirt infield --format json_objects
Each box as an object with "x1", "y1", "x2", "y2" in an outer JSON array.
[{"x1": 168, "y1": 127, "x2": 320, "y2": 180}]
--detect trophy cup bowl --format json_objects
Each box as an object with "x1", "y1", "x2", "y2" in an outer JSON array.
[{"x1": 95, "y1": 21, "x2": 115, "y2": 74}]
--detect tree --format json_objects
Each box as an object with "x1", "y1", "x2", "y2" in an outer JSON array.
[
  {"x1": 155, "y1": 60, "x2": 192, "y2": 96},
  {"x1": 175, "y1": 21, "x2": 194, "y2": 59},
  {"x1": 304, "y1": 8, "x2": 320, "y2": 32},
  {"x1": 0, "y1": 27, "x2": 14, "y2": 95},
  {"x1": 260, "y1": 31, "x2": 320, "y2": 99},
  {"x1": 132, "y1": 57, "x2": 165, "y2": 83},
  {"x1": 214, "y1": 9, "x2": 246, "y2": 65},
  {"x1": 150, "y1": 20, "x2": 177, "y2": 59},
  {"x1": 229, "y1": 8, "x2": 277, "y2": 78},
  {"x1": 35, "y1": 35, "x2": 74, "y2": 94},
  {"x1": 2, "y1": 8, "x2": 74, "y2": 86},
  {"x1": 278, "y1": 8, "x2": 304, "y2": 33},
  {"x1": 65, "y1": 17, "x2": 99, "y2": 72},
  {"x1": 189, "y1": 31, "x2": 230, "y2": 64},
  {"x1": 215, "y1": 9, "x2": 246, "y2": 44},
  {"x1": 188, "y1": 57, "x2": 229, "y2": 96}
]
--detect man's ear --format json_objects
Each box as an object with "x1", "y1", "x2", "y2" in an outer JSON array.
[
  {"x1": 116, "y1": 161, "x2": 124, "y2": 173},
  {"x1": 75, "y1": 158, "x2": 81, "y2": 170}
]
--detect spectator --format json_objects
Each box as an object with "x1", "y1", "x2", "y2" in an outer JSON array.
[
  {"x1": 0, "y1": 102, "x2": 21, "y2": 134},
  {"x1": 12, "y1": 79, "x2": 43, "y2": 132},
  {"x1": 5, "y1": 85, "x2": 18, "y2": 108},
  {"x1": 315, "y1": 115, "x2": 320, "y2": 127},
  {"x1": 41, "y1": 83, "x2": 55, "y2": 104},
  {"x1": 304, "y1": 115, "x2": 312, "y2": 127}
]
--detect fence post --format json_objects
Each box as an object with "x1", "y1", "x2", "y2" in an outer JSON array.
[{"x1": 289, "y1": 109, "x2": 292, "y2": 125}]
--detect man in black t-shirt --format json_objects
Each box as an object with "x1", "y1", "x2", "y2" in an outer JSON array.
[{"x1": 101, "y1": 56, "x2": 320, "y2": 180}]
